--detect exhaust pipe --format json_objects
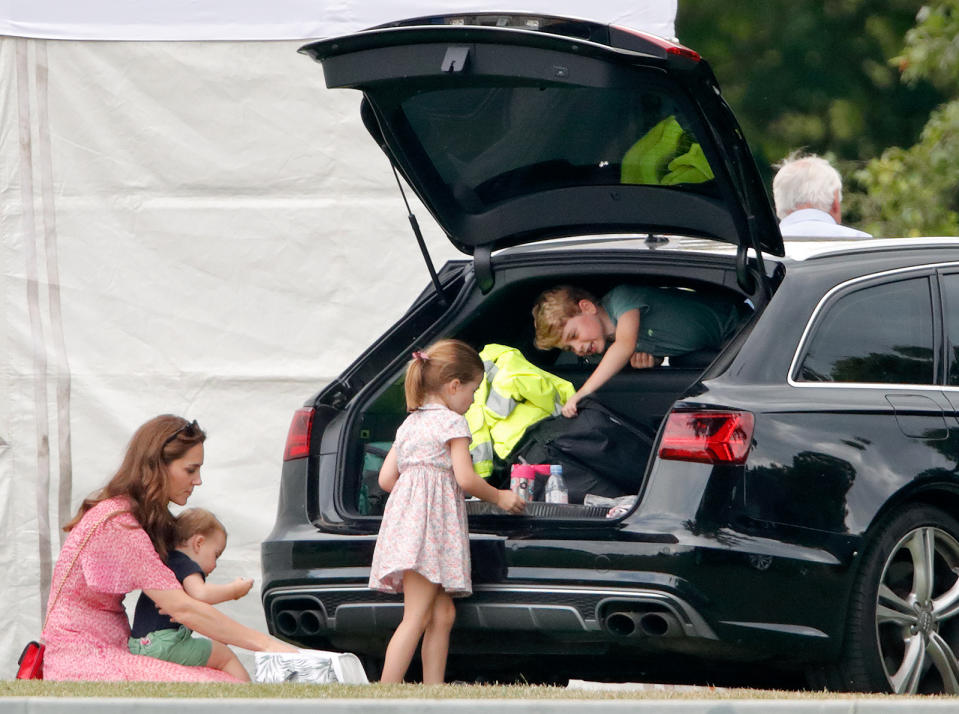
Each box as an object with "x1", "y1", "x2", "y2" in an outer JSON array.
[
  {"x1": 275, "y1": 610, "x2": 300, "y2": 637},
  {"x1": 604, "y1": 610, "x2": 683, "y2": 639},
  {"x1": 638, "y1": 611, "x2": 682, "y2": 637},
  {"x1": 299, "y1": 610, "x2": 324, "y2": 635},
  {"x1": 275, "y1": 609, "x2": 326, "y2": 637}
]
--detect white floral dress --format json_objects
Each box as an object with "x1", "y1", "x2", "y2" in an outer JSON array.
[{"x1": 369, "y1": 405, "x2": 472, "y2": 596}]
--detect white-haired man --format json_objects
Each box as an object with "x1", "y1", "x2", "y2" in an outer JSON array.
[{"x1": 772, "y1": 153, "x2": 871, "y2": 238}]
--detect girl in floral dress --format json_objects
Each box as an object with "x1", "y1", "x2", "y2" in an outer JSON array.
[{"x1": 369, "y1": 339, "x2": 526, "y2": 684}]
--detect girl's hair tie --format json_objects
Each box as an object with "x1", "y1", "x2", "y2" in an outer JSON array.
[{"x1": 412, "y1": 351, "x2": 429, "y2": 362}]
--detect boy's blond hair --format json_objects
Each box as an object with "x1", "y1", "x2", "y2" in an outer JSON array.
[
  {"x1": 532, "y1": 285, "x2": 598, "y2": 350},
  {"x1": 175, "y1": 507, "x2": 226, "y2": 546}
]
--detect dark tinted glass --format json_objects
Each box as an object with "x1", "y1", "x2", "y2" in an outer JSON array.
[
  {"x1": 400, "y1": 85, "x2": 716, "y2": 211},
  {"x1": 798, "y1": 277, "x2": 934, "y2": 385},
  {"x1": 943, "y1": 273, "x2": 959, "y2": 385}
]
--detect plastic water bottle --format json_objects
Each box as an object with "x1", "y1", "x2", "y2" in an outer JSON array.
[{"x1": 545, "y1": 464, "x2": 568, "y2": 504}]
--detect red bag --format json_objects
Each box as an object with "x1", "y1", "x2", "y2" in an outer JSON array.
[{"x1": 16, "y1": 641, "x2": 44, "y2": 680}]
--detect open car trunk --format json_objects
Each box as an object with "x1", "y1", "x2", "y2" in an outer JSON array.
[
  {"x1": 343, "y1": 256, "x2": 758, "y2": 524},
  {"x1": 356, "y1": 365, "x2": 698, "y2": 519}
]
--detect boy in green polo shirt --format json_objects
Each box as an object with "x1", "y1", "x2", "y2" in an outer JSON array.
[{"x1": 532, "y1": 284, "x2": 748, "y2": 417}]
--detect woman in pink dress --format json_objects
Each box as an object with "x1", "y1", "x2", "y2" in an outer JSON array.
[
  {"x1": 368, "y1": 340, "x2": 525, "y2": 684},
  {"x1": 41, "y1": 415, "x2": 296, "y2": 681}
]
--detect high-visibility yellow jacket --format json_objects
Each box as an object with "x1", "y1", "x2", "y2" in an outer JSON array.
[
  {"x1": 466, "y1": 344, "x2": 575, "y2": 478},
  {"x1": 620, "y1": 115, "x2": 714, "y2": 186}
]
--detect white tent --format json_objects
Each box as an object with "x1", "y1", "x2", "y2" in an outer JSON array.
[{"x1": 2, "y1": 1, "x2": 675, "y2": 677}]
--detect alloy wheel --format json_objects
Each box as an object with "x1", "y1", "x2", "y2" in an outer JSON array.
[{"x1": 875, "y1": 525, "x2": 959, "y2": 693}]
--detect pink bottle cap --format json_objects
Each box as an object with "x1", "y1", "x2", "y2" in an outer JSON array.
[{"x1": 511, "y1": 463, "x2": 535, "y2": 480}]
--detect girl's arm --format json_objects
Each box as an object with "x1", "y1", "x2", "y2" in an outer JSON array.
[
  {"x1": 378, "y1": 445, "x2": 400, "y2": 493},
  {"x1": 145, "y1": 587, "x2": 298, "y2": 652},
  {"x1": 562, "y1": 308, "x2": 641, "y2": 417},
  {"x1": 181, "y1": 573, "x2": 253, "y2": 605},
  {"x1": 449, "y1": 437, "x2": 525, "y2": 514}
]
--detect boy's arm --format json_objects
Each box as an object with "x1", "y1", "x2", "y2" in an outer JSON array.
[
  {"x1": 378, "y1": 445, "x2": 400, "y2": 493},
  {"x1": 181, "y1": 572, "x2": 253, "y2": 605},
  {"x1": 562, "y1": 308, "x2": 640, "y2": 417}
]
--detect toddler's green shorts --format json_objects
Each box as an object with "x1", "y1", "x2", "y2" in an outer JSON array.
[{"x1": 128, "y1": 625, "x2": 212, "y2": 666}]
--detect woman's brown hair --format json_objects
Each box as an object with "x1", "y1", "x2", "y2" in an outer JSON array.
[
  {"x1": 64, "y1": 415, "x2": 206, "y2": 561},
  {"x1": 404, "y1": 339, "x2": 484, "y2": 411}
]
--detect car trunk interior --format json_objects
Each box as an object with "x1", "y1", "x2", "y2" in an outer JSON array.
[{"x1": 348, "y1": 264, "x2": 754, "y2": 522}]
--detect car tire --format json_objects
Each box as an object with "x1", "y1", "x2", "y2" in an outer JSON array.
[{"x1": 824, "y1": 504, "x2": 959, "y2": 693}]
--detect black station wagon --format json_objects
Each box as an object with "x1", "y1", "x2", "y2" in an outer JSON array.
[{"x1": 262, "y1": 13, "x2": 959, "y2": 694}]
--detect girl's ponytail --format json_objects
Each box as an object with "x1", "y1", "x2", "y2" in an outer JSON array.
[
  {"x1": 403, "y1": 340, "x2": 483, "y2": 411},
  {"x1": 404, "y1": 351, "x2": 429, "y2": 410}
]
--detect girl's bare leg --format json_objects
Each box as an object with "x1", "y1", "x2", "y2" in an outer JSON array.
[
  {"x1": 380, "y1": 570, "x2": 440, "y2": 683},
  {"x1": 420, "y1": 591, "x2": 455, "y2": 684},
  {"x1": 206, "y1": 640, "x2": 250, "y2": 681}
]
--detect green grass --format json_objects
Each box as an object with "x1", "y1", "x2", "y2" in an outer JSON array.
[{"x1": 0, "y1": 681, "x2": 920, "y2": 700}]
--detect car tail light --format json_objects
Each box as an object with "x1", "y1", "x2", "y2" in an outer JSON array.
[
  {"x1": 658, "y1": 410, "x2": 754, "y2": 464},
  {"x1": 283, "y1": 408, "x2": 314, "y2": 461},
  {"x1": 610, "y1": 25, "x2": 702, "y2": 62}
]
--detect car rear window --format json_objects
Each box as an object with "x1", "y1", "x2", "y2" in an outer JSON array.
[{"x1": 401, "y1": 84, "x2": 717, "y2": 211}]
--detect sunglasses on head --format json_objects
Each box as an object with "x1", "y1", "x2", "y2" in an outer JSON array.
[{"x1": 163, "y1": 419, "x2": 200, "y2": 448}]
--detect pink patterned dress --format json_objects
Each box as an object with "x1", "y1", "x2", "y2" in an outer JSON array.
[
  {"x1": 369, "y1": 405, "x2": 472, "y2": 596},
  {"x1": 41, "y1": 496, "x2": 238, "y2": 681}
]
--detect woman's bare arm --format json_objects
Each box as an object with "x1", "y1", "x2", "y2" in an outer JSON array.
[{"x1": 144, "y1": 587, "x2": 297, "y2": 652}]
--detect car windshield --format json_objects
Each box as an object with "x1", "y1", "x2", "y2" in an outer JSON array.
[{"x1": 400, "y1": 84, "x2": 718, "y2": 212}]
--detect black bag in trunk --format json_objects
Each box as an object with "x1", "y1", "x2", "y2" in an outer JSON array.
[{"x1": 503, "y1": 397, "x2": 656, "y2": 504}]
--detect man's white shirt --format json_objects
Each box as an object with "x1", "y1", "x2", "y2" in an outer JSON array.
[{"x1": 779, "y1": 208, "x2": 872, "y2": 238}]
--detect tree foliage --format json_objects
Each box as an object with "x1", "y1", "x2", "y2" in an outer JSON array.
[
  {"x1": 677, "y1": 0, "x2": 942, "y2": 175},
  {"x1": 854, "y1": 1, "x2": 959, "y2": 236}
]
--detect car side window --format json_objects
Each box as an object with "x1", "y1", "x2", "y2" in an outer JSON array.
[
  {"x1": 942, "y1": 273, "x2": 959, "y2": 386},
  {"x1": 798, "y1": 276, "x2": 934, "y2": 385}
]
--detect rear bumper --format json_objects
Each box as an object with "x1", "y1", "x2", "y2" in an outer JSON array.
[
  {"x1": 264, "y1": 454, "x2": 852, "y2": 665},
  {"x1": 264, "y1": 581, "x2": 715, "y2": 640},
  {"x1": 261, "y1": 530, "x2": 848, "y2": 664}
]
